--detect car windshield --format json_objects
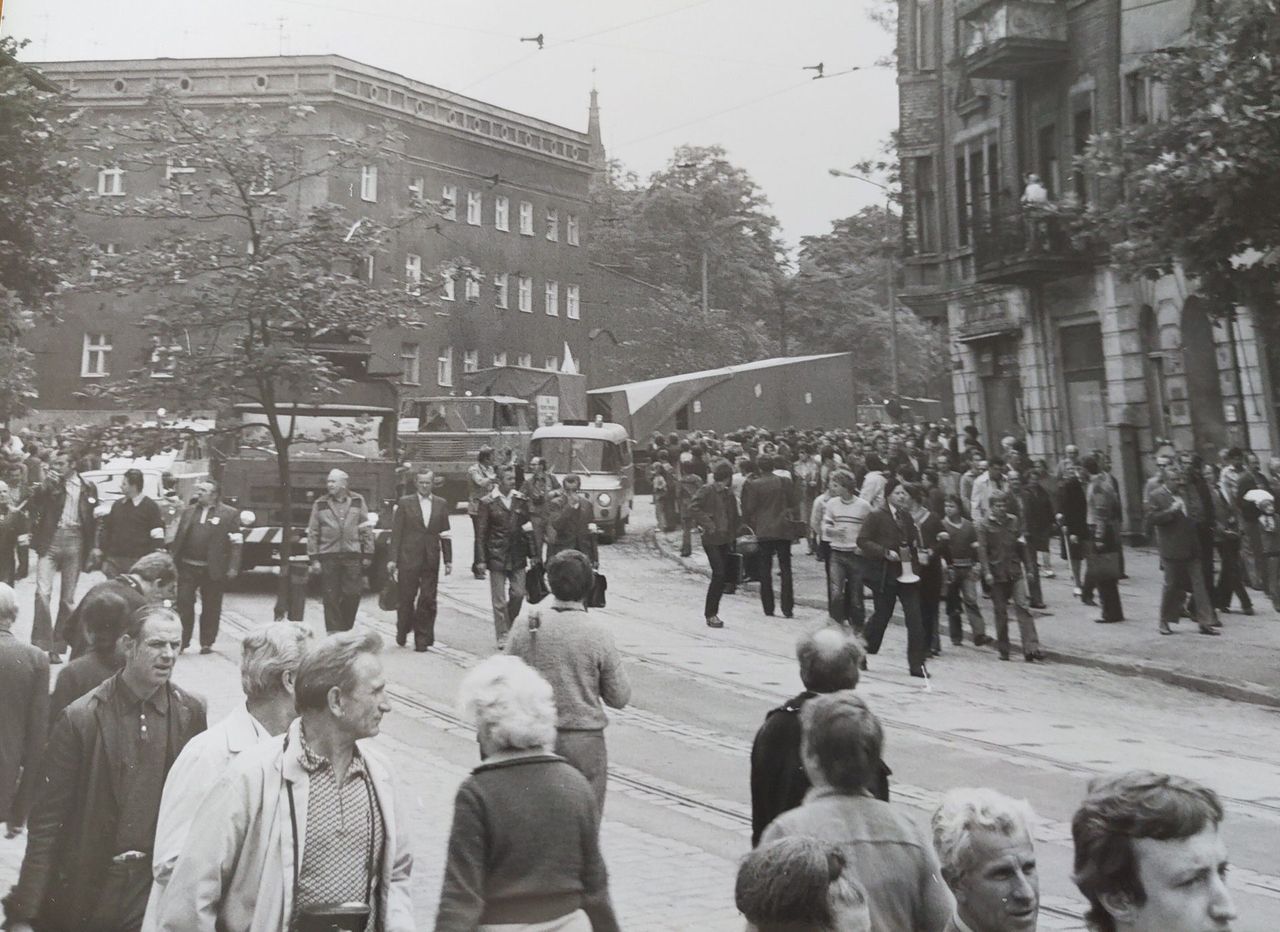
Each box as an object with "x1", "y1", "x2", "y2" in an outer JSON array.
[{"x1": 530, "y1": 438, "x2": 622, "y2": 474}]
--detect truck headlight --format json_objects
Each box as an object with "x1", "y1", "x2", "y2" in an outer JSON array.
[
  {"x1": 597, "y1": 492, "x2": 612, "y2": 507},
  {"x1": 240, "y1": 510, "x2": 257, "y2": 526}
]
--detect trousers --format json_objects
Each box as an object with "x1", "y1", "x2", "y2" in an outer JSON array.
[
  {"x1": 756, "y1": 539, "x2": 793, "y2": 616},
  {"x1": 177, "y1": 561, "x2": 225, "y2": 649},
  {"x1": 319, "y1": 553, "x2": 363, "y2": 632},
  {"x1": 988, "y1": 577, "x2": 1040, "y2": 656},
  {"x1": 34, "y1": 528, "x2": 82, "y2": 653},
  {"x1": 945, "y1": 566, "x2": 986, "y2": 645},
  {"x1": 489, "y1": 565, "x2": 527, "y2": 643},
  {"x1": 1159, "y1": 559, "x2": 1216, "y2": 627},
  {"x1": 863, "y1": 566, "x2": 928, "y2": 673},
  {"x1": 555, "y1": 729, "x2": 608, "y2": 813},
  {"x1": 398, "y1": 554, "x2": 442, "y2": 648},
  {"x1": 826, "y1": 549, "x2": 864, "y2": 631},
  {"x1": 1214, "y1": 538, "x2": 1252, "y2": 612},
  {"x1": 703, "y1": 542, "x2": 731, "y2": 618}
]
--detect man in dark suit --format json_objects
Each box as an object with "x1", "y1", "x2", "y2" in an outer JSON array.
[
  {"x1": 0, "y1": 583, "x2": 49, "y2": 841},
  {"x1": 387, "y1": 468, "x2": 452, "y2": 651},
  {"x1": 28, "y1": 450, "x2": 101, "y2": 662},
  {"x1": 4, "y1": 605, "x2": 205, "y2": 932},
  {"x1": 546, "y1": 474, "x2": 599, "y2": 565},
  {"x1": 169, "y1": 479, "x2": 241, "y2": 653},
  {"x1": 741, "y1": 455, "x2": 801, "y2": 618},
  {"x1": 476, "y1": 467, "x2": 534, "y2": 647},
  {"x1": 857, "y1": 481, "x2": 931, "y2": 678},
  {"x1": 1148, "y1": 464, "x2": 1221, "y2": 636},
  {"x1": 0, "y1": 480, "x2": 29, "y2": 587},
  {"x1": 99, "y1": 468, "x2": 165, "y2": 579}
]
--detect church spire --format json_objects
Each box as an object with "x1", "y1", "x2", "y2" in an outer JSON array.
[{"x1": 586, "y1": 74, "x2": 606, "y2": 175}]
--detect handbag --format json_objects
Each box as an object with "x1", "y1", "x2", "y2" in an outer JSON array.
[
  {"x1": 526, "y1": 563, "x2": 549, "y2": 604},
  {"x1": 1086, "y1": 548, "x2": 1121, "y2": 584},
  {"x1": 588, "y1": 571, "x2": 608, "y2": 608},
  {"x1": 378, "y1": 570, "x2": 398, "y2": 612},
  {"x1": 734, "y1": 525, "x2": 760, "y2": 557}
]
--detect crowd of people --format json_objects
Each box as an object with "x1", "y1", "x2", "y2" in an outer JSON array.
[{"x1": 648, "y1": 420, "x2": 1273, "y2": 677}]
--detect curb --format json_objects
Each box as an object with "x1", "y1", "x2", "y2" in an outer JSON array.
[{"x1": 644, "y1": 529, "x2": 1280, "y2": 711}]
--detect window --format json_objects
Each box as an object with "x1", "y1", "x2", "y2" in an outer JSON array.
[
  {"x1": 519, "y1": 200, "x2": 534, "y2": 235},
  {"x1": 89, "y1": 242, "x2": 118, "y2": 279},
  {"x1": 400, "y1": 343, "x2": 421, "y2": 385},
  {"x1": 81, "y1": 333, "x2": 111, "y2": 377},
  {"x1": 409, "y1": 176, "x2": 425, "y2": 202},
  {"x1": 494, "y1": 195, "x2": 510, "y2": 231},
  {"x1": 1125, "y1": 72, "x2": 1168, "y2": 125},
  {"x1": 466, "y1": 190, "x2": 482, "y2": 225},
  {"x1": 545, "y1": 208, "x2": 559, "y2": 242},
  {"x1": 360, "y1": 165, "x2": 378, "y2": 202},
  {"x1": 545, "y1": 280, "x2": 559, "y2": 316},
  {"x1": 442, "y1": 272, "x2": 456, "y2": 302},
  {"x1": 97, "y1": 166, "x2": 124, "y2": 197},
  {"x1": 1072, "y1": 104, "x2": 1094, "y2": 204},
  {"x1": 518, "y1": 275, "x2": 533, "y2": 312},
  {"x1": 544, "y1": 355, "x2": 559, "y2": 372},
  {"x1": 249, "y1": 160, "x2": 273, "y2": 196},
  {"x1": 405, "y1": 254, "x2": 422, "y2": 294},
  {"x1": 910, "y1": 156, "x2": 938, "y2": 254},
  {"x1": 914, "y1": 0, "x2": 937, "y2": 70},
  {"x1": 494, "y1": 272, "x2": 509, "y2": 309},
  {"x1": 1037, "y1": 123, "x2": 1059, "y2": 199},
  {"x1": 442, "y1": 184, "x2": 458, "y2": 220},
  {"x1": 149, "y1": 342, "x2": 179, "y2": 379},
  {"x1": 954, "y1": 136, "x2": 997, "y2": 247},
  {"x1": 566, "y1": 283, "x2": 580, "y2": 320},
  {"x1": 165, "y1": 158, "x2": 196, "y2": 186},
  {"x1": 437, "y1": 346, "x2": 453, "y2": 387},
  {"x1": 493, "y1": 351, "x2": 508, "y2": 367},
  {"x1": 517, "y1": 353, "x2": 532, "y2": 368},
  {"x1": 463, "y1": 349, "x2": 479, "y2": 373},
  {"x1": 566, "y1": 214, "x2": 580, "y2": 246},
  {"x1": 464, "y1": 273, "x2": 480, "y2": 301}
]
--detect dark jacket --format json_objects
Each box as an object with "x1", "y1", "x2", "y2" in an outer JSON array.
[
  {"x1": 99, "y1": 495, "x2": 164, "y2": 562},
  {"x1": 388, "y1": 493, "x2": 452, "y2": 570},
  {"x1": 170, "y1": 501, "x2": 242, "y2": 581},
  {"x1": 740, "y1": 473, "x2": 799, "y2": 541},
  {"x1": 548, "y1": 495, "x2": 598, "y2": 562},
  {"x1": 1146, "y1": 484, "x2": 1202, "y2": 562},
  {"x1": 749, "y1": 691, "x2": 891, "y2": 847},
  {"x1": 0, "y1": 507, "x2": 28, "y2": 585},
  {"x1": 856, "y1": 505, "x2": 919, "y2": 583},
  {"x1": 62, "y1": 575, "x2": 151, "y2": 660},
  {"x1": 28, "y1": 474, "x2": 99, "y2": 564},
  {"x1": 476, "y1": 491, "x2": 534, "y2": 571},
  {"x1": 1020, "y1": 484, "x2": 1055, "y2": 551},
  {"x1": 689, "y1": 482, "x2": 739, "y2": 546},
  {"x1": 977, "y1": 512, "x2": 1025, "y2": 583},
  {"x1": 4, "y1": 673, "x2": 206, "y2": 930},
  {"x1": 0, "y1": 632, "x2": 49, "y2": 826}
]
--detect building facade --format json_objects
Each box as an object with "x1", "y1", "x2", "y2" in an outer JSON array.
[
  {"x1": 26, "y1": 55, "x2": 601, "y2": 420},
  {"x1": 896, "y1": 0, "x2": 1277, "y2": 533}
]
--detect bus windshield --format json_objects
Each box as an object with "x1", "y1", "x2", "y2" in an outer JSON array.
[{"x1": 530, "y1": 437, "x2": 622, "y2": 474}]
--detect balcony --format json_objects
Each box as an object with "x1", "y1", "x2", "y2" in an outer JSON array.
[
  {"x1": 959, "y1": 0, "x2": 1068, "y2": 80},
  {"x1": 973, "y1": 203, "x2": 1089, "y2": 286}
]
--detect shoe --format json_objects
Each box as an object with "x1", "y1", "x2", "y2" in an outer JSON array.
[
  {"x1": 951, "y1": 639, "x2": 963, "y2": 647},
  {"x1": 48, "y1": 651, "x2": 63, "y2": 665},
  {"x1": 1158, "y1": 622, "x2": 1174, "y2": 635},
  {"x1": 396, "y1": 636, "x2": 407, "y2": 647},
  {"x1": 1024, "y1": 651, "x2": 1043, "y2": 662},
  {"x1": 973, "y1": 634, "x2": 992, "y2": 647},
  {"x1": 200, "y1": 646, "x2": 213, "y2": 655},
  {"x1": 414, "y1": 645, "x2": 431, "y2": 653},
  {"x1": 999, "y1": 651, "x2": 1010, "y2": 661},
  {"x1": 782, "y1": 611, "x2": 794, "y2": 619},
  {"x1": 1241, "y1": 607, "x2": 1255, "y2": 616},
  {"x1": 764, "y1": 611, "x2": 775, "y2": 617},
  {"x1": 1081, "y1": 597, "x2": 1097, "y2": 607},
  {"x1": 909, "y1": 666, "x2": 928, "y2": 679},
  {"x1": 930, "y1": 648, "x2": 942, "y2": 657},
  {"x1": 1043, "y1": 570, "x2": 1056, "y2": 578},
  {"x1": 705, "y1": 616, "x2": 724, "y2": 628},
  {"x1": 1030, "y1": 602, "x2": 1048, "y2": 609},
  {"x1": 1198, "y1": 625, "x2": 1221, "y2": 636},
  {"x1": 1094, "y1": 617, "x2": 1122, "y2": 624}
]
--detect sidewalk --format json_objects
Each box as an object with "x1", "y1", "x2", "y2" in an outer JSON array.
[{"x1": 639, "y1": 501, "x2": 1280, "y2": 708}]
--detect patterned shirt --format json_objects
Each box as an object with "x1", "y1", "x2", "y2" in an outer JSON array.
[{"x1": 295, "y1": 731, "x2": 385, "y2": 932}]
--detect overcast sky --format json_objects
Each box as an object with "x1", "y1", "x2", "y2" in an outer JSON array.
[{"x1": 2, "y1": 0, "x2": 898, "y2": 250}]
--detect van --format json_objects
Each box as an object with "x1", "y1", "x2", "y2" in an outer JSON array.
[{"x1": 527, "y1": 421, "x2": 634, "y2": 541}]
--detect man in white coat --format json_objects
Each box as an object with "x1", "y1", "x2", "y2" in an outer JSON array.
[
  {"x1": 141, "y1": 622, "x2": 311, "y2": 932},
  {"x1": 155, "y1": 629, "x2": 413, "y2": 932}
]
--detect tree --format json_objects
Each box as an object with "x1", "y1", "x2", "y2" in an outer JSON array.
[
  {"x1": 787, "y1": 206, "x2": 946, "y2": 399},
  {"x1": 78, "y1": 88, "x2": 441, "y2": 573},
  {"x1": 0, "y1": 39, "x2": 81, "y2": 423},
  {"x1": 590, "y1": 145, "x2": 788, "y2": 322},
  {"x1": 1074, "y1": 0, "x2": 1280, "y2": 340}
]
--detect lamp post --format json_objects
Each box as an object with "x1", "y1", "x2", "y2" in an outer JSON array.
[{"x1": 828, "y1": 169, "x2": 899, "y2": 397}]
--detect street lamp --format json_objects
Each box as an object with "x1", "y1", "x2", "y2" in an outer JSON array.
[{"x1": 828, "y1": 168, "x2": 900, "y2": 398}]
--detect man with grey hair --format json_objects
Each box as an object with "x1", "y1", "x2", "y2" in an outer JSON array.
[
  {"x1": 932, "y1": 788, "x2": 1040, "y2": 932},
  {"x1": 762, "y1": 691, "x2": 952, "y2": 930},
  {"x1": 171, "y1": 479, "x2": 241, "y2": 653},
  {"x1": 156, "y1": 629, "x2": 413, "y2": 932},
  {"x1": 141, "y1": 622, "x2": 313, "y2": 932},
  {"x1": 751, "y1": 627, "x2": 888, "y2": 845},
  {"x1": 307, "y1": 468, "x2": 373, "y2": 632},
  {"x1": 0, "y1": 583, "x2": 48, "y2": 840}
]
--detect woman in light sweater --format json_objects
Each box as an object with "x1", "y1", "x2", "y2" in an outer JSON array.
[
  {"x1": 438, "y1": 655, "x2": 620, "y2": 932},
  {"x1": 504, "y1": 549, "x2": 631, "y2": 811}
]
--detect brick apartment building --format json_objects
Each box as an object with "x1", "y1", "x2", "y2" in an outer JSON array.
[
  {"x1": 896, "y1": 0, "x2": 1277, "y2": 533},
  {"x1": 25, "y1": 55, "x2": 604, "y2": 422}
]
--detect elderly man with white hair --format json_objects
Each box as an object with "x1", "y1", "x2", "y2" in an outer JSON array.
[
  {"x1": 155, "y1": 629, "x2": 412, "y2": 932},
  {"x1": 438, "y1": 654, "x2": 619, "y2": 932},
  {"x1": 307, "y1": 467, "x2": 374, "y2": 632},
  {"x1": 141, "y1": 622, "x2": 313, "y2": 932},
  {"x1": 932, "y1": 788, "x2": 1040, "y2": 932}
]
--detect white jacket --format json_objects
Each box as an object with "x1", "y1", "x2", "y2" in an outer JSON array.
[
  {"x1": 155, "y1": 718, "x2": 414, "y2": 932},
  {"x1": 142, "y1": 703, "x2": 273, "y2": 932}
]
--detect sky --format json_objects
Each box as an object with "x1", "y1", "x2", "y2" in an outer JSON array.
[{"x1": 1, "y1": 0, "x2": 899, "y2": 251}]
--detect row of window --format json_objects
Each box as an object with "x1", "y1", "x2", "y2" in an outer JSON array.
[
  {"x1": 399, "y1": 344, "x2": 559, "y2": 388},
  {"x1": 363, "y1": 167, "x2": 581, "y2": 243},
  {"x1": 403, "y1": 257, "x2": 581, "y2": 318}
]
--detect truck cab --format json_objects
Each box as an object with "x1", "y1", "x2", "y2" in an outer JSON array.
[
  {"x1": 397, "y1": 395, "x2": 533, "y2": 504},
  {"x1": 528, "y1": 420, "x2": 634, "y2": 541}
]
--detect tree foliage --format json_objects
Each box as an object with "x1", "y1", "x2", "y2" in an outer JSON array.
[
  {"x1": 589, "y1": 145, "x2": 787, "y2": 322},
  {"x1": 787, "y1": 206, "x2": 946, "y2": 398},
  {"x1": 1075, "y1": 0, "x2": 1280, "y2": 323}
]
